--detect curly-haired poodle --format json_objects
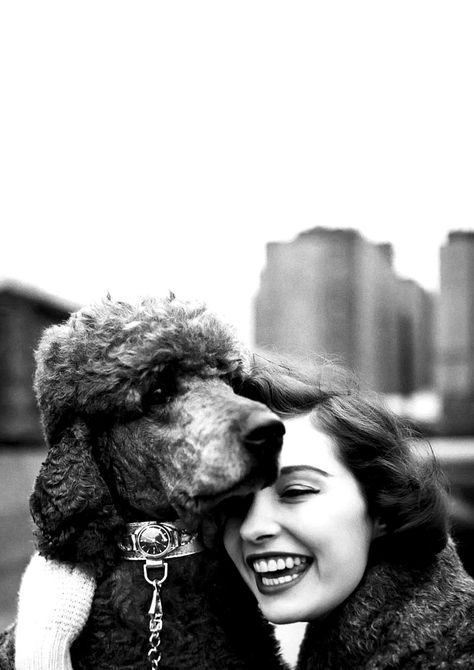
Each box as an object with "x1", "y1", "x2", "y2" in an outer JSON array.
[{"x1": 0, "y1": 295, "x2": 287, "y2": 670}]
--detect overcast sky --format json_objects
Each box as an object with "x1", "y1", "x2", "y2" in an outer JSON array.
[{"x1": 1, "y1": 2, "x2": 473, "y2": 343}]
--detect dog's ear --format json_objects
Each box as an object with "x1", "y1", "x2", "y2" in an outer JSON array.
[{"x1": 30, "y1": 420, "x2": 123, "y2": 572}]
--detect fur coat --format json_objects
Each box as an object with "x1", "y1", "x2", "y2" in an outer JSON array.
[{"x1": 296, "y1": 541, "x2": 474, "y2": 670}]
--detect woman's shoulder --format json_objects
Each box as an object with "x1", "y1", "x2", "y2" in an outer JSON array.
[
  {"x1": 375, "y1": 541, "x2": 474, "y2": 667},
  {"x1": 408, "y1": 540, "x2": 474, "y2": 626},
  {"x1": 430, "y1": 538, "x2": 474, "y2": 603},
  {"x1": 297, "y1": 540, "x2": 474, "y2": 669}
]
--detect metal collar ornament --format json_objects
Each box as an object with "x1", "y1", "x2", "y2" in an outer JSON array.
[{"x1": 119, "y1": 521, "x2": 204, "y2": 669}]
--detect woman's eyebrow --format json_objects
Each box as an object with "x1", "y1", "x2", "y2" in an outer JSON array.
[{"x1": 279, "y1": 465, "x2": 331, "y2": 477}]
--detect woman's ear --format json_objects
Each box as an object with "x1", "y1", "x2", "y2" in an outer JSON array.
[
  {"x1": 30, "y1": 420, "x2": 123, "y2": 571},
  {"x1": 372, "y1": 518, "x2": 387, "y2": 540}
]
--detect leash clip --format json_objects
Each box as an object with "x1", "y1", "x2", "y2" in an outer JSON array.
[{"x1": 143, "y1": 559, "x2": 169, "y2": 587}]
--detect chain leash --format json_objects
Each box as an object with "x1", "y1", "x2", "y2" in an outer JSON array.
[
  {"x1": 144, "y1": 560, "x2": 169, "y2": 669},
  {"x1": 119, "y1": 521, "x2": 204, "y2": 668}
]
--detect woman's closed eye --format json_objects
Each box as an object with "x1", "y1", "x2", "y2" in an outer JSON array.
[{"x1": 279, "y1": 485, "x2": 320, "y2": 500}]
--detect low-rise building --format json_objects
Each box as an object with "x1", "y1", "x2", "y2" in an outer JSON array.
[{"x1": 0, "y1": 282, "x2": 77, "y2": 446}]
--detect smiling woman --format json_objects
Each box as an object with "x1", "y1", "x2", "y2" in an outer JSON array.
[{"x1": 220, "y1": 356, "x2": 474, "y2": 668}]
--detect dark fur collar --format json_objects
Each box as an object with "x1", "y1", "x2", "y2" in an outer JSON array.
[{"x1": 296, "y1": 541, "x2": 474, "y2": 669}]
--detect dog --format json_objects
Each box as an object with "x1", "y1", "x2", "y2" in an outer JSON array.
[{"x1": 1, "y1": 295, "x2": 287, "y2": 669}]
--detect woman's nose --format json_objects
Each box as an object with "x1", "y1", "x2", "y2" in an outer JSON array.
[{"x1": 239, "y1": 488, "x2": 280, "y2": 544}]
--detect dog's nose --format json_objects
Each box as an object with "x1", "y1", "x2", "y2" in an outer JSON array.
[{"x1": 242, "y1": 413, "x2": 285, "y2": 454}]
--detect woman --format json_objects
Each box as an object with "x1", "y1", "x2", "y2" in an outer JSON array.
[{"x1": 12, "y1": 359, "x2": 474, "y2": 668}]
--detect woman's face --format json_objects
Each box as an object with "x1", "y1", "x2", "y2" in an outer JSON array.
[{"x1": 223, "y1": 413, "x2": 378, "y2": 624}]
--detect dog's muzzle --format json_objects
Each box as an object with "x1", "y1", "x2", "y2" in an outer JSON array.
[{"x1": 118, "y1": 521, "x2": 204, "y2": 669}]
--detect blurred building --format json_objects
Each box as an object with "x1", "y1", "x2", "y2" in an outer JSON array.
[
  {"x1": 437, "y1": 231, "x2": 474, "y2": 435},
  {"x1": 255, "y1": 227, "x2": 434, "y2": 395},
  {"x1": 0, "y1": 282, "x2": 77, "y2": 446},
  {"x1": 398, "y1": 278, "x2": 435, "y2": 394}
]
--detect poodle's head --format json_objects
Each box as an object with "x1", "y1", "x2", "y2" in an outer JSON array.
[{"x1": 31, "y1": 295, "x2": 284, "y2": 569}]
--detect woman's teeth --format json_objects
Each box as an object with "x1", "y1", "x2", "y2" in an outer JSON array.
[
  {"x1": 253, "y1": 556, "x2": 306, "y2": 573},
  {"x1": 261, "y1": 572, "x2": 301, "y2": 586},
  {"x1": 251, "y1": 555, "x2": 309, "y2": 587}
]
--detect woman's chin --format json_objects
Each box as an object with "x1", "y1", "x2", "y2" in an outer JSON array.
[
  {"x1": 269, "y1": 614, "x2": 306, "y2": 625},
  {"x1": 259, "y1": 602, "x2": 310, "y2": 625}
]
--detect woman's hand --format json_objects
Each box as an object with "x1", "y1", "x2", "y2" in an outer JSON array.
[{"x1": 15, "y1": 553, "x2": 96, "y2": 670}]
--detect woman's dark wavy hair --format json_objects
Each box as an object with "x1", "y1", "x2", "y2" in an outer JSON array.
[{"x1": 239, "y1": 352, "x2": 450, "y2": 566}]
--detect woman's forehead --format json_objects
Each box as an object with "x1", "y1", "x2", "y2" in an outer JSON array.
[{"x1": 279, "y1": 414, "x2": 340, "y2": 472}]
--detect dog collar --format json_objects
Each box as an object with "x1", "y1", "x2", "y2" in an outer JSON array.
[{"x1": 118, "y1": 520, "x2": 204, "y2": 561}]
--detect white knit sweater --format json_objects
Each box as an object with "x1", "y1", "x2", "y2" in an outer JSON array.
[{"x1": 15, "y1": 554, "x2": 96, "y2": 670}]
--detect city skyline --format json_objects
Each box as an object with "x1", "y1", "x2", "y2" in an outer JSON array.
[{"x1": 1, "y1": 223, "x2": 471, "y2": 346}]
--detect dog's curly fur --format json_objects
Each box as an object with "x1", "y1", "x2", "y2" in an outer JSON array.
[{"x1": 0, "y1": 295, "x2": 288, "y2": 670}]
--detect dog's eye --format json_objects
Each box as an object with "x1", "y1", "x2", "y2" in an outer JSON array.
[
  {"x1": 142, "y1": 386, "x2": 169, "y2": 410},
  {"x1": 151, "y1": 387, "x2": 167, "y2": 402},
  {"x1": 143, "y1": 367, "x2": 178, "y2": 409}
]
